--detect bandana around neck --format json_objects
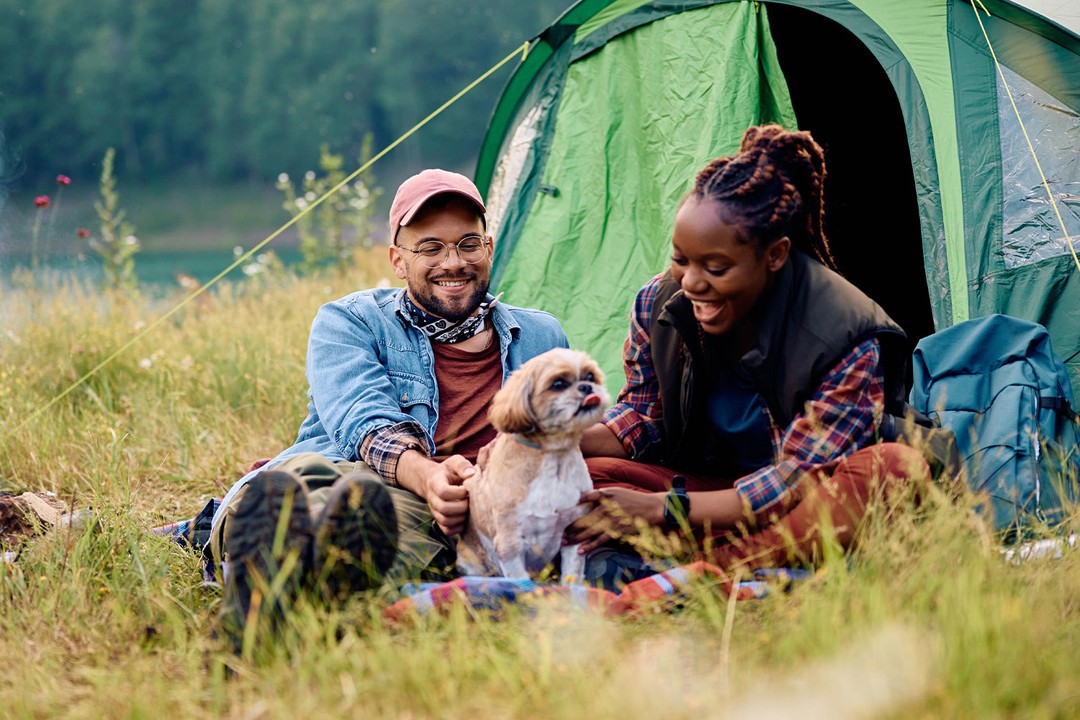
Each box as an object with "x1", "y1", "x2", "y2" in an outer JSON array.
[{"x1": 403, "y1": 292, "x2": 503, "y2": 344}]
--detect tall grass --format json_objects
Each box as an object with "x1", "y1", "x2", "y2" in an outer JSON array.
[{"x1": 1, "y1": 261, "x2": 1078, "y2": 719}]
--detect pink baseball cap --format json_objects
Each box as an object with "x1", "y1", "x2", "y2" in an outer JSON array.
[{"x1": 388, "y1": 168, "x2": 486, "y2": 242}]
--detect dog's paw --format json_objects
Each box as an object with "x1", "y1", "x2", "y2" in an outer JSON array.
[
  {"x1": 559, "y1": 545, "x2": 586, "y2": 585},
  {"x1": 497, "y1": 555, "x2": 531, "y2": 580},
  {"x1": 455, "y1": 540, "x2": 490, "y2": 577}
]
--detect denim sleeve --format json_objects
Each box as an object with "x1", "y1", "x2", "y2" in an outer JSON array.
[{"x1": 305, "y1": 301, "x2": 431, "y2": 460}]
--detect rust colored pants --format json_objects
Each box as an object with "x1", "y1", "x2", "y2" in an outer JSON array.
[{"x1": 585, "y1": 442, "x2": 927, "y2": 575}]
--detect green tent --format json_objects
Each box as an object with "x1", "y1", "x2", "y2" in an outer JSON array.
[{"x1": 474, "y1": 0, "x2": 1080, "y2": 396}]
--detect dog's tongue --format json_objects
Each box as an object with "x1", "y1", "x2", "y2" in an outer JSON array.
[{"x1": 581, "y1": 393, "x2": 602, "y2": 409}]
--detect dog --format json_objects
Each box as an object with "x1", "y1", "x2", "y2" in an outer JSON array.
[{"x1": 457, "y1": 348, "x2": 610, "y2": 583}]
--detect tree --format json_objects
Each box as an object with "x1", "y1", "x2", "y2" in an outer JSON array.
[
  {"x1": 0, "y1": 0, "x2": 572, "y2": 186},
  {"x1": 372, "y1": 0, "x2": 567, "y2": 174}
]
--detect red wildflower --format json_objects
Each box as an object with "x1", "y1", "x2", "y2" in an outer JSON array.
[
  {"x1": 56, "y1": 174, "x2": 71, "y2": 186},
  {"x1": 76, "y1": 227, "x2": 90, "y2": 238},
  {"x1": 34, "y1": 195, "x2": 50, "y2": 208}
]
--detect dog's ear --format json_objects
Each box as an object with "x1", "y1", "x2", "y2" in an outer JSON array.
[{"x1": 488, "y1": 370, "x2": 538, "y2": 434}]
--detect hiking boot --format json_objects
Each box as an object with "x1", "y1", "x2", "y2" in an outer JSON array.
[
  {"x1": 313, "y1": 473, "x2": 399, "y2": 602},
  {"x1": 219, "y1": 470, "x2": 314, "y2": 652}
]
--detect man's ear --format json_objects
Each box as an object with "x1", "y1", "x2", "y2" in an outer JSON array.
[
  {"x1": 389, "y1": 244, "x2": 408, "y2": 280},
  {"x1": 766, "y1": 236, "x2": 791, "y2": 272}
]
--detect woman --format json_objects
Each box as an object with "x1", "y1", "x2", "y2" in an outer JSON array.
[{"x1": 571, "y1": 124, "x2": 928, "y2": 590}]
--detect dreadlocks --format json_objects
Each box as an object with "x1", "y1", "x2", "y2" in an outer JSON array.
[{"x1": 691, "y1": 124, "x2": 837, "y2": 271}]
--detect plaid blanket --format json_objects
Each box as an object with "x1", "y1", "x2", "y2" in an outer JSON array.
[{"x1": 384, "y1": 563, "x2": 811, "y2": 624}]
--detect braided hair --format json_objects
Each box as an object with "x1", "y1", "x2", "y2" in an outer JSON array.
[{"x1": 691, "y1": 124, "x2": 837, "y2": 271}]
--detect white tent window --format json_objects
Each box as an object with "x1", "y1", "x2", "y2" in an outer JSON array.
[
  {"x1": 998, "y1": 64, "x2": 1080, "y2": 269},
  {"x1": 487, "y1": 101, "x2": 550, "y2": 244}
]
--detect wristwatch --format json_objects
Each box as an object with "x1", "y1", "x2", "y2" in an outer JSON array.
[{"x1": 663, "y1": 475, "x2": 691, "y2": 529}]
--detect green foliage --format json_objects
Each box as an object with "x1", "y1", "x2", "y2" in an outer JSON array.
[
  {"x1": 275, "y1": 136, "x2": 382, "y2": 274},
  {"x1": 231, "y1": 245, "x2": 289, "y2": 285},
  {"x1": 370, "y1": 0, "x2": 552, "y2": 167},
  {"x1": 0, "y1": 0, "x2": 571, "y2": 184},
  {"x1": 90, "y1": 147, "x2": 140, "y2": 290}
]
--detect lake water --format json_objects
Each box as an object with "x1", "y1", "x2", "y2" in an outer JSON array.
[{"x1": 0, "y1": 247, "x2": 306, "y2": 293}]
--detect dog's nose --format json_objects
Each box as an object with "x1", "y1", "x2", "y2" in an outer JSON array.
[{"x1": 578, "y1": 382, "x2": 592, "y2": 393}]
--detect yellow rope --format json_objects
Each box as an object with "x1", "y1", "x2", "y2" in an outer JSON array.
[
  {"x1": 11, "y1": 41, "x2": 531, "y2": 437},
  {"x1": 972, "y1": 0, "x2": 1080, "y2": 274}
]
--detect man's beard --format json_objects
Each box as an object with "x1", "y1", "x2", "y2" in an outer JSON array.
[{"x1": 413, "y1": 276, "x2": 489, "y2": 322}]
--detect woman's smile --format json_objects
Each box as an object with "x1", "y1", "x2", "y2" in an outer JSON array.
[{"x1": 670, "y1": 196, "x2": 788, "y2": 337}]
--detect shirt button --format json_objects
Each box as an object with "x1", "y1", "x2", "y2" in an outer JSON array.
[{"x1": 401, "y1": 394, "x2": 409, "y2": 403}]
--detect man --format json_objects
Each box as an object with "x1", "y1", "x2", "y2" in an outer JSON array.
[{"x1": 208, "y1": 169, "x2": 567, "y2": 644}]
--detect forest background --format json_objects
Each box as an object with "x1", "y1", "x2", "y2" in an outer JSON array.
[{"x1": 0, "y1": 0, "x2": 569, "y2": 274}]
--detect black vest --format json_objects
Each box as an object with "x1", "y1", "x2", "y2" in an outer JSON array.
[{"x1": 647, "y1": 252, "x2": 909, "y2": 471}]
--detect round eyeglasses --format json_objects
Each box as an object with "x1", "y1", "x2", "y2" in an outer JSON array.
[{"x1": 396, "y1": 235, "x2": 491, "y2": 268}]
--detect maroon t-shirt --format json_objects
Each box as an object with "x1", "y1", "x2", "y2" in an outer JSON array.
[{"x1": 431, "y1": 338, "x2": 501, "y2": 461}]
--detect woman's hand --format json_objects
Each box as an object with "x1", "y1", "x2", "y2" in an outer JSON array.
[{"x1": 564, "y1": 487, "x2": 666, "y2": 555}]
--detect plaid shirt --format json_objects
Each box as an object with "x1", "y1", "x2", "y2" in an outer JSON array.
[
  {"x1": 359, "y1": 420, "x2": 432, "y2": 486},
  {"x1": 602, "y1": 273, "x2": 885, "y2": 525}
]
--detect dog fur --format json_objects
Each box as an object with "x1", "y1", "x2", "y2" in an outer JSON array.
[{"x1": 457, "y1": 348, "x2": 610, "y2": 583}]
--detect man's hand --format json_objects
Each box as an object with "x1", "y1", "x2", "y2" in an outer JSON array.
[
  {"x1": 563, "y1": 487, "x2": 665, "y2": 555},
  {"x1": 423, "y1": 455, "x2": 474, "y2": 537},
  {"x1": 396, "y1": 450, "x2": 474, "y2": 536}
]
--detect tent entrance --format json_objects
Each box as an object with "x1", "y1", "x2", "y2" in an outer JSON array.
[{"x1": 766, "y1": 3, "x2": 936, "y2": 348}]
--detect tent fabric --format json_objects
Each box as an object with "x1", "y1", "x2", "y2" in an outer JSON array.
[
  {"x1": 995, "y1": 0, "x2": 1080, "y2": 42},
  {"x1": 487, "y1": 1, "x2": 797, "y2": 383},
  {"x1": 949, "y1": 1, "x2": 1080, "y2": 394},
  {"x1": 477, "y1": 0, "x2": 1080, "y2": 396}
]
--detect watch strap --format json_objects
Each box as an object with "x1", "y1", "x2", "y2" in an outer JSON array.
[{"x1": 663, "y1": 475, "x2": 690, "y2": 529}]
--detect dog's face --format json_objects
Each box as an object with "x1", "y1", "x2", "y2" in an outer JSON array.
[{"x1": 488, "y1": 348, "x2": 610, "y2": 437}]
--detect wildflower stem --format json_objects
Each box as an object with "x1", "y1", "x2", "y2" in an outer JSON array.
[
  {"x1": 30, "y1": 212, "x2": 43, "y2": 274},
  {"x1": 46, "y1": 186, "x2": 65, "y2": 238},
  {"x1": 40, "y1": 187, "x2": 66, "y2": 272}
]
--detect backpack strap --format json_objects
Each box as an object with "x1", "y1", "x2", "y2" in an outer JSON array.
[
  {"x1": 1040, "y1": 396, "x2": 1080, "y2": 423},
  {"x1": 879, "y1": 403, "x2": 962, "y2": 482}
]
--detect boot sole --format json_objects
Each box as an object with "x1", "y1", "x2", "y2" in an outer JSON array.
[
  {"x1": 220, "y1": 470, "x2": 313, "y2": 648},
  {"x1": 314, "y1": 474, "x2": 399, "y2": 601}
]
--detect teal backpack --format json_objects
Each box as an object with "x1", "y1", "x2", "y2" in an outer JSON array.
[{"x1": 909, "y1": 314, "x2": 1080, "y2": 541}]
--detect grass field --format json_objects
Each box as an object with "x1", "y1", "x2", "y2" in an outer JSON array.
[{"x1": 1, "y1": 257, "x2": 1079, "y2": 719}]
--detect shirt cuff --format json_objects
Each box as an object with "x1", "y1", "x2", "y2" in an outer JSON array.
[
  {"x1": 734, "y1": 465, "x2": 803, "y2": 528},
  {"x1": 358, "y1": 421, "x2": 430, "y2": 486},
  {"x1": 602, "y1": 405, "x2": 662, "y2": 459}
]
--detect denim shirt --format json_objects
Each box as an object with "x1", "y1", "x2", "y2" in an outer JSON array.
[{"x1": 212, "y1": 287, "x2": 568, "y2": 531}]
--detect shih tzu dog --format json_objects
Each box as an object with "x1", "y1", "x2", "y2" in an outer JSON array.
[{"x1": 458, "y1": 348, "x2": 610, "y2": 583}]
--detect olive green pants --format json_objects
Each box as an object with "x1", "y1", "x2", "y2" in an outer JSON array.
[{"x1": 209, "y1": 452, "x2": 458, "y2": 587}]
